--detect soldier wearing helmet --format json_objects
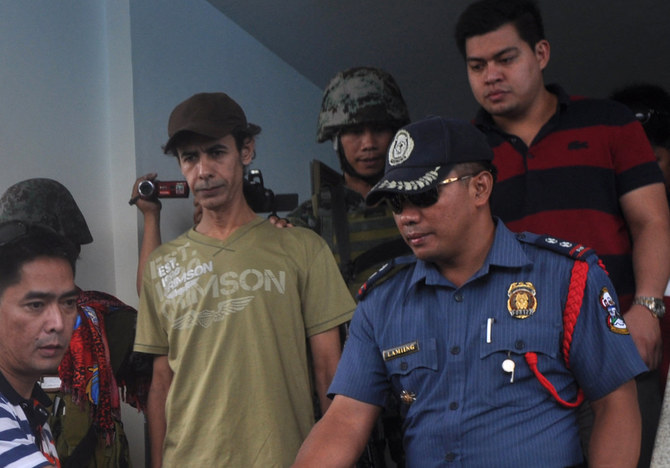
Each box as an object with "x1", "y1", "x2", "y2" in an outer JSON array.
[
  {"x1": 317, "y1": 66, "x2": 410, "y2": 195},
  {"x1": 289, "y1": 67, "x2": 412, "y2": 297},
  {"x1": 289, "y1": 67, "x2": 411, "y2": 468}
]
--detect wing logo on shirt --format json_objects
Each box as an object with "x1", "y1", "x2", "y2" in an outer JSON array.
[{"x1": 171, "y1": 296, "x2": 255, "y2": 329}]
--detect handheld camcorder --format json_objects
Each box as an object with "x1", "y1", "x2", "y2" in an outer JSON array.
[
  {"x1": 138, "y1": 180, "x2": 189, "y2": 199},
  {"x1": 138, "y1": 170, "x2": 297, "y2": 215}
]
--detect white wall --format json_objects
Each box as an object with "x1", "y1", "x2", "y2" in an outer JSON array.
[
  {"x1": 0, "y1": 0, "x2": 143, "y2": 463},
  {"x1": 0, "y1": 1, "x2": 339, "y2": 466},
  {"x1": 0, "y1": 1, "x2": 123, "y2": 294}
]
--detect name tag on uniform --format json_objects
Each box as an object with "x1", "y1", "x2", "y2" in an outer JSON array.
[{"x1": 383, "y1": 341, "x2": 419, "y2": 361}]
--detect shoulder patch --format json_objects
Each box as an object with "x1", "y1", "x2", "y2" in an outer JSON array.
[
  {"x1": 516, "y1": 231, "x2": 596, "y2": 262},
  {"x1": 356, "y1": 255, "x2": 415, "y2": 301}
]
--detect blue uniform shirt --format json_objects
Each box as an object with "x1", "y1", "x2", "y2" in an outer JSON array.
[{"x1": 330, "y1": 221, "x2": 646, "y2": 468}]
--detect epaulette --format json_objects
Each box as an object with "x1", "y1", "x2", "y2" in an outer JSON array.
[
  {"x1": 356, "y1": 255, "x2": 415, "y2": 301},
  {"x1": 516, "y1": 231, "x2": 596, "y2": 262}
]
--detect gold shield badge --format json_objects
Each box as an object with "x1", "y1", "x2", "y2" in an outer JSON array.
[{"x1": 507, "y1": 282, "x2": 538, "y2": 319}]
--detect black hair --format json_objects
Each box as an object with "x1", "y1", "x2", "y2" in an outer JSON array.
[
  {"x1": 455, "y1": 0, "x2": 545, "y2": 58},
  {"x1": 232, "y1": 124, "x2": 262, "y2": 162},
  {"x1": 454, "y1": 161, "x2": 498, "y2": 184},
  {"x1": 0, "y1": 227, "x2": 78, "y2": 297},
  {"x1": 610, "y1": 84, "x2": 670, "y2": 150}
]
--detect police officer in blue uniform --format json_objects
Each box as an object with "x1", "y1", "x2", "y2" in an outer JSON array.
[{"x1": 292, "y1": 116, "x2": 647, "y2": 468}]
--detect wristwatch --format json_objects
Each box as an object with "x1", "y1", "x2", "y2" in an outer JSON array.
[{"x1": 632, "y1": 296, "x2": 666, "y2": 318}]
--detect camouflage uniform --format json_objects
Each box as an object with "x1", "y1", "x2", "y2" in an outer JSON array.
[
  {"x1": 289, "y1": 186, "x2": 405, "y2": 298},
  {"x1": 296, "y1": 66, "x2": 412, "y2": 297}
]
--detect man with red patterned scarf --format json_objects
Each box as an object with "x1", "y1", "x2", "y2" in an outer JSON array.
[{"x1": 0, "y1": 178, "x2": 150, "y2": 468}]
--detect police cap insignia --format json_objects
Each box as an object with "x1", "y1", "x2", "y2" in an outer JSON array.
[{"x1": 388, "y1": 130, "x2": 414, "y2": 166}]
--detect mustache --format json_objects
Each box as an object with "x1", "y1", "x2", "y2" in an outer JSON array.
[
  {"x1": 194, "y1": 181, "x2": 227, "y2": 192},
  {"x1": 35, "y1": 338, "x2": 67, "y2": 349}
]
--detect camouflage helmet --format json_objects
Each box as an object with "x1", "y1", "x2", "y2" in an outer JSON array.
[
  {"x1": 0, "y1": 178, "x2": 93, "y2": 247},
  {"x1": 316, "y1": 67, "x2": 410, "y2": 143}
]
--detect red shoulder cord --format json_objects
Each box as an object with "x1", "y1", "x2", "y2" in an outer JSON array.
[{"x1": 524, "y1": 260, "x2": 589, "y2": 408}]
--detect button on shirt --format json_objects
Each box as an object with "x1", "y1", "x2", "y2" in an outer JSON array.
[{"x1": 330, "y1": 221, "x2": 646, "y2": 468}]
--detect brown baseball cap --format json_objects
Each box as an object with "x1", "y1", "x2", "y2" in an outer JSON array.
[{"x1": 163, "y1": 92, "x2": 260, "y2": 154}]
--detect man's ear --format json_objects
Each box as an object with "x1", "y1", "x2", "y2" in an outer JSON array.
[
  {"x1": 241, "y1": 138, "x2": 255, "y2": 166},
  {"x1": 535, "y1": 39, "x2": 551, "y2": 71},
  {"x1": 472, "y1": 171, "x2": 494, "y2": 206}
]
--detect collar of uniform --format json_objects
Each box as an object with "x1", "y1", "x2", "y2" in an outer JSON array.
[
  {"x1": 479, "y1": 218, "x2": 533, "y2": 272},
  {"x1": 410, "y1": 218, "x2": 532, "y2": 287}
]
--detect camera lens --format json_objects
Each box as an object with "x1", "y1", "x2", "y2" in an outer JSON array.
[{"x1": 138, "y1": 180, "x2": 155, "y2": 198}]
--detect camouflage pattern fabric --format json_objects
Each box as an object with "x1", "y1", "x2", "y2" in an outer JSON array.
[
  {"x1": 316, "y1": 67, "x2": 410, "y2": 143},
  {"x1": 288, "y1": 186, "x2": 409, "y2": 298},
  {"x1": 0, "y1": 178, "x2": 93, "y2": 246}
]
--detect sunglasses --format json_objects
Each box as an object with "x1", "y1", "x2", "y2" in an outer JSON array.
[
  {"x1": 634, "y1": 109, "x2": 670, "y2": 125},
  {"x1": 0, "y1": 220, "x2": 58, "y2": 247},
  {"x1": 386, "y1": 174, "x2": 475, "y2": 214}
]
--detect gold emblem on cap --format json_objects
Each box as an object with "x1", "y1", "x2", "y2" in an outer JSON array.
[
  {"x1": 400, "y1": 389, "x2": 416, "y2": 405},
  {"x1": 388, "y1": 130, "x2": 414, "y2": 166},
  {"x1": 507, "y1": 282, "x2": 537, "y2": 319}
]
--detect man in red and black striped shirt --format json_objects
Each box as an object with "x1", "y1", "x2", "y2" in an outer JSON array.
[{"x1": 455, "y1": 1, "x2": 670, "y2": 466}]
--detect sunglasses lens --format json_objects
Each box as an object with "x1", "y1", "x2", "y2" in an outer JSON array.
[
  {"x1": 387, "y1": 189, "x2": 439, "y2": 214},
  {"x1": 388, "y1": 195, "x2": 403, "y2": 214},
  {"x1": 410, "y1": 190, "x2": 439, "y2": 207}
]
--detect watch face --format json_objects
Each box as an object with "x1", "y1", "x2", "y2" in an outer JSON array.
[
  {"x1": 650, "y1": 299, "x2": 666, "y2": 317},
  {"x1": 654, "y1": 299, "x2": 666, "y2": 313}
]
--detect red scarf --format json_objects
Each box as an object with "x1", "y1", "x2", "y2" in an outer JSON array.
[{"x1": 58, "y1": 290, "x2": 146, "y2": 444}]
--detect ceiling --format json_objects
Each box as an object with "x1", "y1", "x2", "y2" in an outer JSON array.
[{"x1": 207, "y1": 0, "x2": 670, "y2": 121}]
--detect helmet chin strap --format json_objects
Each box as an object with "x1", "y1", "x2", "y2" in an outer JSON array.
[{"x1": 335, "y1": 135, "x2": 384, "y2": 186}]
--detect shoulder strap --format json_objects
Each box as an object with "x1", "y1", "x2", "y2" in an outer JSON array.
[
  {"x1": 330, "y1": 182, "x2": 352, "y2": 275},
  {"x1": 356, "y1": 256, "x2": 415, "y2": 301},
  {"x1": 310, "y1": 159, "x2": 352, "y2": 277},
  {"x1": 350, "y1": 238, "x2": 412, "y2": 280}
]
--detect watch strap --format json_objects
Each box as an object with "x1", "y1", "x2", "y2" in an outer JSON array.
[{"x1": 632, "y1": 296, "x2": 666, "y2": 318}]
